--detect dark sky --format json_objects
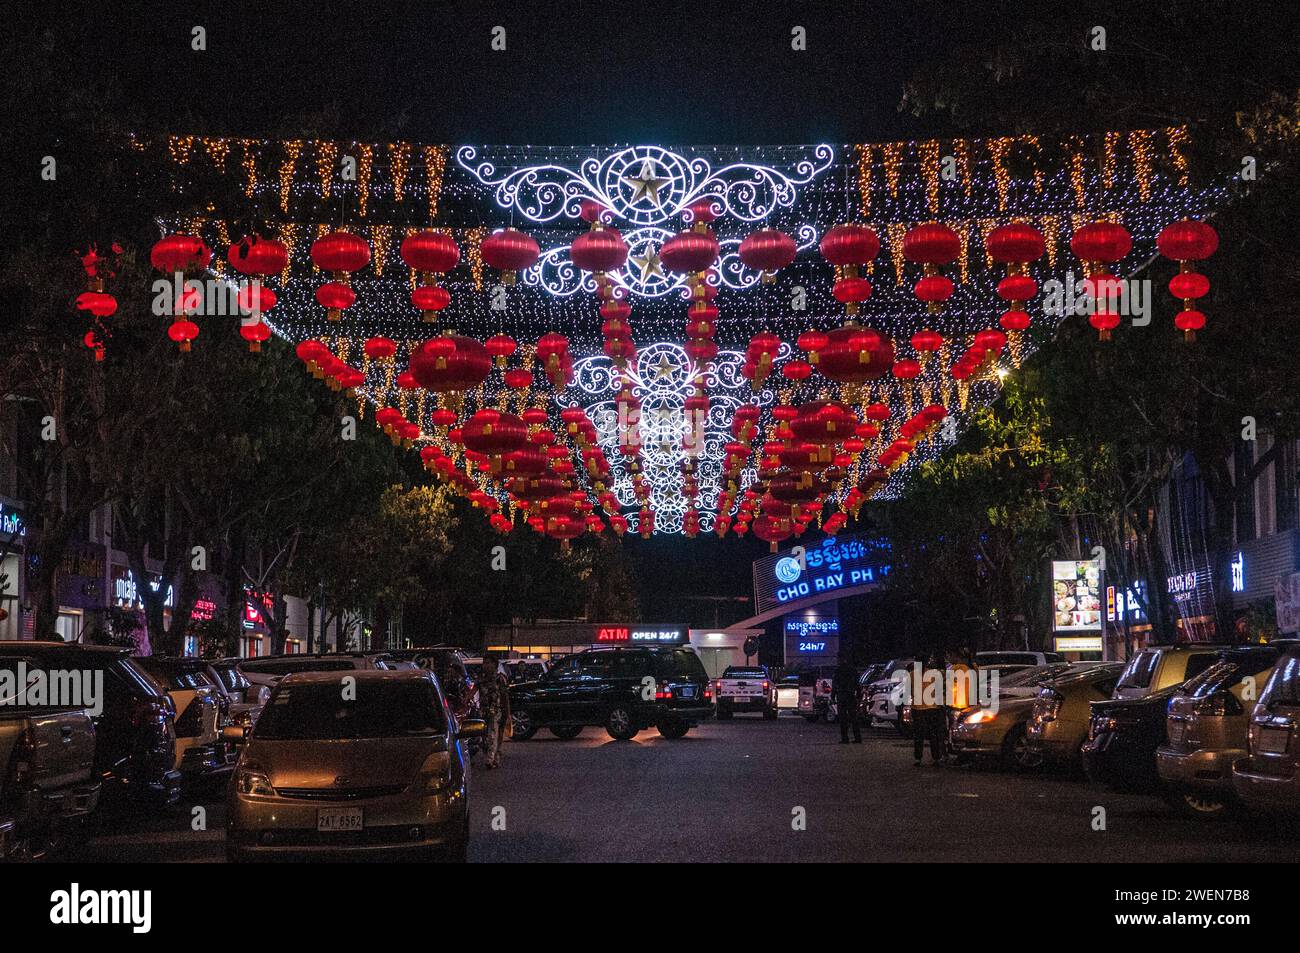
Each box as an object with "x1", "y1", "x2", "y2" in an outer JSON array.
[{"x1": 18, "y1": 1, "x2": 947, "y2": 143}]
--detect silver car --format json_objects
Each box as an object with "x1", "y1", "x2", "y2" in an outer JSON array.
[{"x1": 226, "y1": 669, "x2": 484, "y2": 862}]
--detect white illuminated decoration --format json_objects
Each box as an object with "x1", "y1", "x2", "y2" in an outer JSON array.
[
  {"x1": 456, "y1": 144, "x2": 835, "y2": 226},
  {"x1": 525, "y1": 224, "x2": 821, "y2": 298},
  {"x1": 560, "y1": 341, "x2": 789, "y2": 535}
]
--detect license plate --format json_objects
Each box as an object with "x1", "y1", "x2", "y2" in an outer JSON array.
[
  {"x1": 679, "y1": 686, "x2": 696, "y2": 698},
  {"x1": 317, "y1": 808, "x2": 364, "y2": 832},
  {"x1": 1168, "y1": 721, "x2": 1185, "y2": 745},
  {"x1": 1257, "y1": 727, "x2": 1291, "y2": 755}
]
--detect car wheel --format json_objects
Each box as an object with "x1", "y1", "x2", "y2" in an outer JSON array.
[
  {"x1": 1164, "y1": 786, "x2": 1230, "y2": 820},
  {"x1": 605, "y1": 705, "x2": 638, "y2": 741},
  {"x1": 1003, "y1": 725, "x2": 1042, "y2": 771},
  {"x1": 511, "y1": 710, "x2": 538, "y2": 741},
  {"x1": 657, "y1": 720, "x2": 690, "y2": 739},
  {"x1": 716, "y1": 705, "x2": 733, "y2": 720},
  {"x1": 549, "y1": 725, "x2": 583, "y2": 740}
]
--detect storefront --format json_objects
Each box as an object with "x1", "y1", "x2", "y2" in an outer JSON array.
[
  {"x1": 485, "y1": 622, "x2": 691, "y2": 659},
  {"x1": 54, "y1": 543, "x2": 108, "y2": 643},
  {"x1": 0, "y1": 499, "x2": 25, "y2": 641}
]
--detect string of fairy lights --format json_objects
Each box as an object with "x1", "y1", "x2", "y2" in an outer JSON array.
[{"x1": 126, "y1": 127, "x2": 1229, "y2": 538}]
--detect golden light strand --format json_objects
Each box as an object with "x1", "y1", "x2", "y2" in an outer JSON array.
[
  {"x1": 422, "y1": 145, "x2": 448, "y2": 220},
  {"x1": 855, "y1": 143, "x2": 872, "y2": 216},
  {"x1": 277, "y1": 223, "x2": 300, "y2": 282},
  {"x1": 390, "y1": 143, "x2": 411, "y2": 201},
  {"x1": 953, "y1": 220, "x2": 971, "y2": 284},
  {"x1": 886, "y1": 222, "x2": 907, "y2": 286},
  {"x1": 920, "y1": 140, "x2": 941, "y2": 214},
  {"x1": 240, "y1": 140, "x2": 259, "y2": 199},
  {"x1": 312, "y1": 224, "x2": 330, "y2": 271},
  {"x1": 1068, "y1": 139, "x2": 1087, "y2": 207},
  {"x1": 169, "y1": 135, "x2": 194, "y2": 165},
  {"x1": 988, "y1": 136, "x2": 1013, "y2": 210},
  {"x1": 1039, "y1": 214, "x2": 1060, "y2": 269},
  {"x1": 370, "y1": 224, "x2": 391, "y2": 276},
  {"x1": 357, "y1": 143, "x2": 374, "y2": 217},
  {"x1": 316, "y1": 140, "x2": 338, "y2": 200},
  {"x1": 954, "y1": 138, "x2": 973, "y2": 198},
  {"x1": 467, "y1": 226, "x2": 487, "y2": 291},
  {"x1": 881, "y1": 142, "x2": 903, "y2": 199},
  {"x1": 1023, "y1": 134, "x2": 1044, "y2": 193},
  {"x1": 1167, "y1": 125, "x2": 1190, "y2": 187},
  {"x1": 1102, "y1": 131, "x2": 1119, "y2": 189},
  {"x1": 1129, "y1": 128, "x2": 1154, "y2": 202},
  {"x1": 279, "y1": 140, "x2": 302, "y2": 213},
  {"x1": 204, "y1": 137, "x2": 229, "y2": 172}
]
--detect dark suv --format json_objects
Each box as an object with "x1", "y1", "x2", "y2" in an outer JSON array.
[
  {"x1": 510, "y1": 646, "x2": 714, "y2": 741},
  {"x1": 0, "y1": 643, "x2": 181, "y2": 809}
]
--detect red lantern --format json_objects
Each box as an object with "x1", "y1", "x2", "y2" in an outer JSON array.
[
  {"x1": 902, "y1": 223, "x2": 960, "y2": 265},
  {"x1": 239, "y1": 321, "x2": 272, "y2": 353},
  {"x1": 739, "y1": 229, "x2": 796, "y2": 282},
  {"x1": 311, "y1": 232, "x2": 370, "y2": 273},
  {"x1": 400, "y1": 231, "x2": 460, "y2": 274},
  {"x1": 167, "y1": 319, "x2": 200, "y2": 353},
  {"x1": 485, "y1": 334, "x2": 518, "y2": 364},
  {"x1": 411, "y1": 285, "x2": 451, "y2": 317},
  {"x1": 818, "y1": 325, "x2": 894, "y2": 384},
  {"x1": 752, "y1": 514, "x2": 793, "y2": 553},
  {"x1": 363, "y1": 336, "x2": 398, "y2": 361},
  {"x1": 409, "y1": 335, "x2": 492, "y2": 393},
  {"x1": 83, "y1": 330, "x2": 106, "y2": 362},
  {"x1": 462, "y1": 410, "x2": 528, "y2": 456},
  {"x1": 819, "y1": 224, "x2": 880, "y2": 267},
  {"x1": 228, "y1": 236, "x2": 288, "y2": 276},
  {"x1": 1070, "y1": 222, "x2": 1132, "y2": 266},
  {"x1": 986, "y1": 222, "x2": 1045, "y2": 264},
  {"x1": 791, "y1": 400, "x2": 858, "y2": 444},
  {"x1": 1158, "y1": 220, "x2": 1218, "y2": 342},
  {"x1": 832, "y1": 276, "x2": 873, "y2": 314},
  {"x1": 660, "y1": 230, "x2": 719, "y2": 275},
  {"x1": 481, "y1": 228, "x2": 540, "y2": 285},
  {"x1": 151, "y1": 234, "x2": 212, "y2": 273},
  {"x1": 781, "y1": 359, "x2": 813, "y2": 382},
  {"x1": 75, "y1": 291, "x2": 117, "y2": 319},
  {"x1": 570, "y1": 228, "x2": 628, "y2": 276}
]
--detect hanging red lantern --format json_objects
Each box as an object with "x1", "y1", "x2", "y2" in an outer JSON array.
[
  {"x1": 167, "y1": 318, "x2": 200, "y2": 353},
  {"x1": 990, "y1": 221, "x2": 1044, "y2": 344},
  {"x1": 570, "y1": 228, "x2": 628, "y2": 288},
  {"x1": 739, "y1": 229, "x2": 797, "y2": 282},
  {"x1": 660, "y1": 230, "x2": 719, "y2": 290},
  {"x1": 1158, "y1": 220, "x2": 1218, "y2": 342},
  {"x1": 832, "y1": 276, "x2": 873, "y2": 314},
  {"x1": 151, "y1": 234, "x2": 212, "y2": 273},
  {"x1": 228, "y1": 236, "x2": 288, "y2": 277},
  {"x1": 1069, "y1": 222, "x2": 1132, "y2": 341},
  {"x1": 820, "y1": 224, "x2": 880, "y2": 268},
  {"x1": 482, "y1": 228, "x2": 540, "y2": 285},
  {"x1": 83, "y1": 330, "x2": 106, "y2": 362},
  {"x1": 685, "y1": 197, "x2": 721, "y2": 230},
  {"x1": 409, "y1": 335, "x2": 492, "y2": 394},
  {"x1": 781, "y1": 359, "x2": 813, "y2": 383},
  {"x1": 310, "y1": 232, "x2": 370, "y2": 321},
  {"x1": 401, "y1": 231, "x2": 459, "y2": 322},
  {"x1": 752, "y1": 514, "x2": 793, "y2": 553},
  {"x1": 485, "y1": 334, "x2": 518, "y2": 365},
  {"x1": 75, "y1": 291, "x2": 118, "y2": 320},
  {"x1": 462, "y1": 409, "x2": 528, "y2": 456},
  {"x1": 818, "y1": 325, "x2": 894, "y2": 384},
  {"x1": 363, "y1": 336, "x2": 398, "y2": 361},
  {"x1": 791, "y1": 400, "x2": 857, "y2": 444},
  {"x1": 239, "y1": 321, "x2": 271, "y2": 353},
  {"x1": 904, "y1": 223, "x2": 960, "y2": 316}
]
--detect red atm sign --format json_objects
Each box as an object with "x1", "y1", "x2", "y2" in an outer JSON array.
[
  {"x1": 592, "y1": 625, "x2": 687, "y2": 644},
  {"x1": 596, "y1": 627, "x2": 630, "y2": 641}
]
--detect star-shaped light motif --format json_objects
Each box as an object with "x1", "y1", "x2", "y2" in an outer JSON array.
[
  {"x1": 654, "y1": 354, "x2": 677, "y2": 380},
  {"x1": 628, "y1": 246, "x2": 665, "y2": 282},
  {"x1": 621, "y1": 158, "x2": 672, "y2": 208}
]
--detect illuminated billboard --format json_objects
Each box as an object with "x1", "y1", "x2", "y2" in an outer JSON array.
[{"x1": 1052, "y1": 559, "x2": 1103, "y2": 632}]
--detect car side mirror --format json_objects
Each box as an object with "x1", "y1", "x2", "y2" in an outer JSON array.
[
  {"x1": 457, "y1": 718, "x2": 487, "y2": 740},
  {"x1": 221, "y1": 725, "x2": 249, "y2": 742}
]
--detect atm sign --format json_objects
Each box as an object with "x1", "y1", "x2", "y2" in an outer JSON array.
[{"x1": 596, "y1": 627, "x2": 630, "y2": 642}]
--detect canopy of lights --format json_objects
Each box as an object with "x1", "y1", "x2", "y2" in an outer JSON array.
[{"x1": 79, "y1": 129, "x2": 1228, "y2": 543}]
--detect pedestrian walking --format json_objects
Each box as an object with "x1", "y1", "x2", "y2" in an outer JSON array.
[
  {"x1": 477, "y1": 657, "x2": 511, "y2": 769},
  {"x1": 911, "y1": 654, "x2": 948, "y2": 766},
  {"x1": 832, "y1": 655, "x2": 862, "y2": 744}
]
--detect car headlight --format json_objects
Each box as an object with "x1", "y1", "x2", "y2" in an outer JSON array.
[
  {"x1": 418, "y1": 751, "x2": 453, "y2": 794},
  {"x1": 235, "y1": 763, "x2": 275, "y2": 797},
  {"x1": 963, "y1": 709, "x2": 998, "y2": 725}
]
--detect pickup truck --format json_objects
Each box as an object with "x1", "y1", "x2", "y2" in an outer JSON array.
[
  {"x1": 714, "y1": 666, "x2": 778, "y2": 720},
  {"x1": 0, "y1": 657, "x2": 101, "y2": 860}
]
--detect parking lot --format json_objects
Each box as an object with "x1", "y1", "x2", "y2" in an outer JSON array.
[{"x1": 66, "y1": 716, "x2": 1297, "y2": 863}]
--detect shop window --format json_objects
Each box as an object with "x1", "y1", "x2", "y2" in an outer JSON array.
[{"x1": 55, "y1": 610, "x2": 82, "y2": 643}]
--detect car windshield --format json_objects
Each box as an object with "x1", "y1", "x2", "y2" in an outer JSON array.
[
  {"x1": 1260, "y1": 655, "x2": 1300, "y2": 707},
  {"x1": 723, "y1": 667, "x2": 767, "y2": 678},
  {"x1": 254, "y1": 680, "x2": 446, "y2": 739},
  {"x1": 655, "y1": 650, "x2": 709, "y2": 681},
  {"x1": 1117, "y1": 651, "x2": 1159, "y2": 689},
  {"x1": 136, "y1": 660, "x2": 215, "y2": 690},
  {"x1": 998, "y1": 666, "x2": 1060, "y2": 688}
]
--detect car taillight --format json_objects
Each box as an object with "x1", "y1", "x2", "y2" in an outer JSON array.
[
  {"x1": 763, "y1": 681, "x2": 770, "y2": 691},
  {"x1": 655, "y1": 681, "x2": 671, "y2": 700},
  {"x1": 130, "y1": 695, "x2": 168, "y2": 732},
  {"x1": 704, "y1": 686, "x2": 713, "y2": 700},
  {"x1": 1192, "y1": 692, "x2": 1242, "y2": 717}
]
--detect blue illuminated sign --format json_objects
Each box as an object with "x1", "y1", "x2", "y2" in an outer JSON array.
[{"x1": 755, "y1": 535, "x2": 892, "y2": 616}]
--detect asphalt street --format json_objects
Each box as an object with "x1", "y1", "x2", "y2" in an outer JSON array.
[{"x1": 66, "y1": 716, "x2": 1298, "y2": 863}]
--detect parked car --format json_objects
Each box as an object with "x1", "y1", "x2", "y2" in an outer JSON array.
[
  {"x1": 854, "y1": 663, "x2": 888, "y2": 712},
  {"x1": 775, "y1": 674, "x2": 801, "y2": 712},
  {"x1": 1112, "y1": 644, "x2": 1232, "y2": 700},
  {"x1": 0, "y1": 643, "x2": 180, "y2": 809},
  {"x1": 1232, "y1": 642, "x2": 1300, "y2": 816},
  {"x1": 797, "y1": 666, "x2": 837, "y2": 723},
  {"x1": 949, "y1": 663, "x2": 1077, "y2": 769},
  {"x1": 236, "y1": 653, "x2": 397, "y2": 692},
  {"x1": 501, "y1": 658, "x2": 549, "y2": 685},
  {"x1": 976, "y1": 651, "x2": 1066, "y2": 667},
  {"x1": 1082, "y1": 685, "x2": 1182, "y2": 792},
  {"x1": 865, "y1": 658, "x2": 919, "y2": 733},
  {"x1": 0, "y1": 656, "x2": 101, "y2": 860},
  {"x1": 226, "y1": 669, "x2": 483, "y2": 861},
  {"x1": 1157, "y1": 645, "x2": 1282, "y2": 818},
  {"x1": 715, "y1": 665, "x2": 778, "y2": 720},
  {"x1": 207, "y1": 660, "x2": 268, "y2": 730},
  {"x1": 136, "y1": 656, "x2": 232, "y2": 787},
  {"x1": 510, "y1": 646, "x2": 713, "y2": 741},
  {"x1": 1026, "y1": 662, "x2": 1125, "y2": 771}
]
